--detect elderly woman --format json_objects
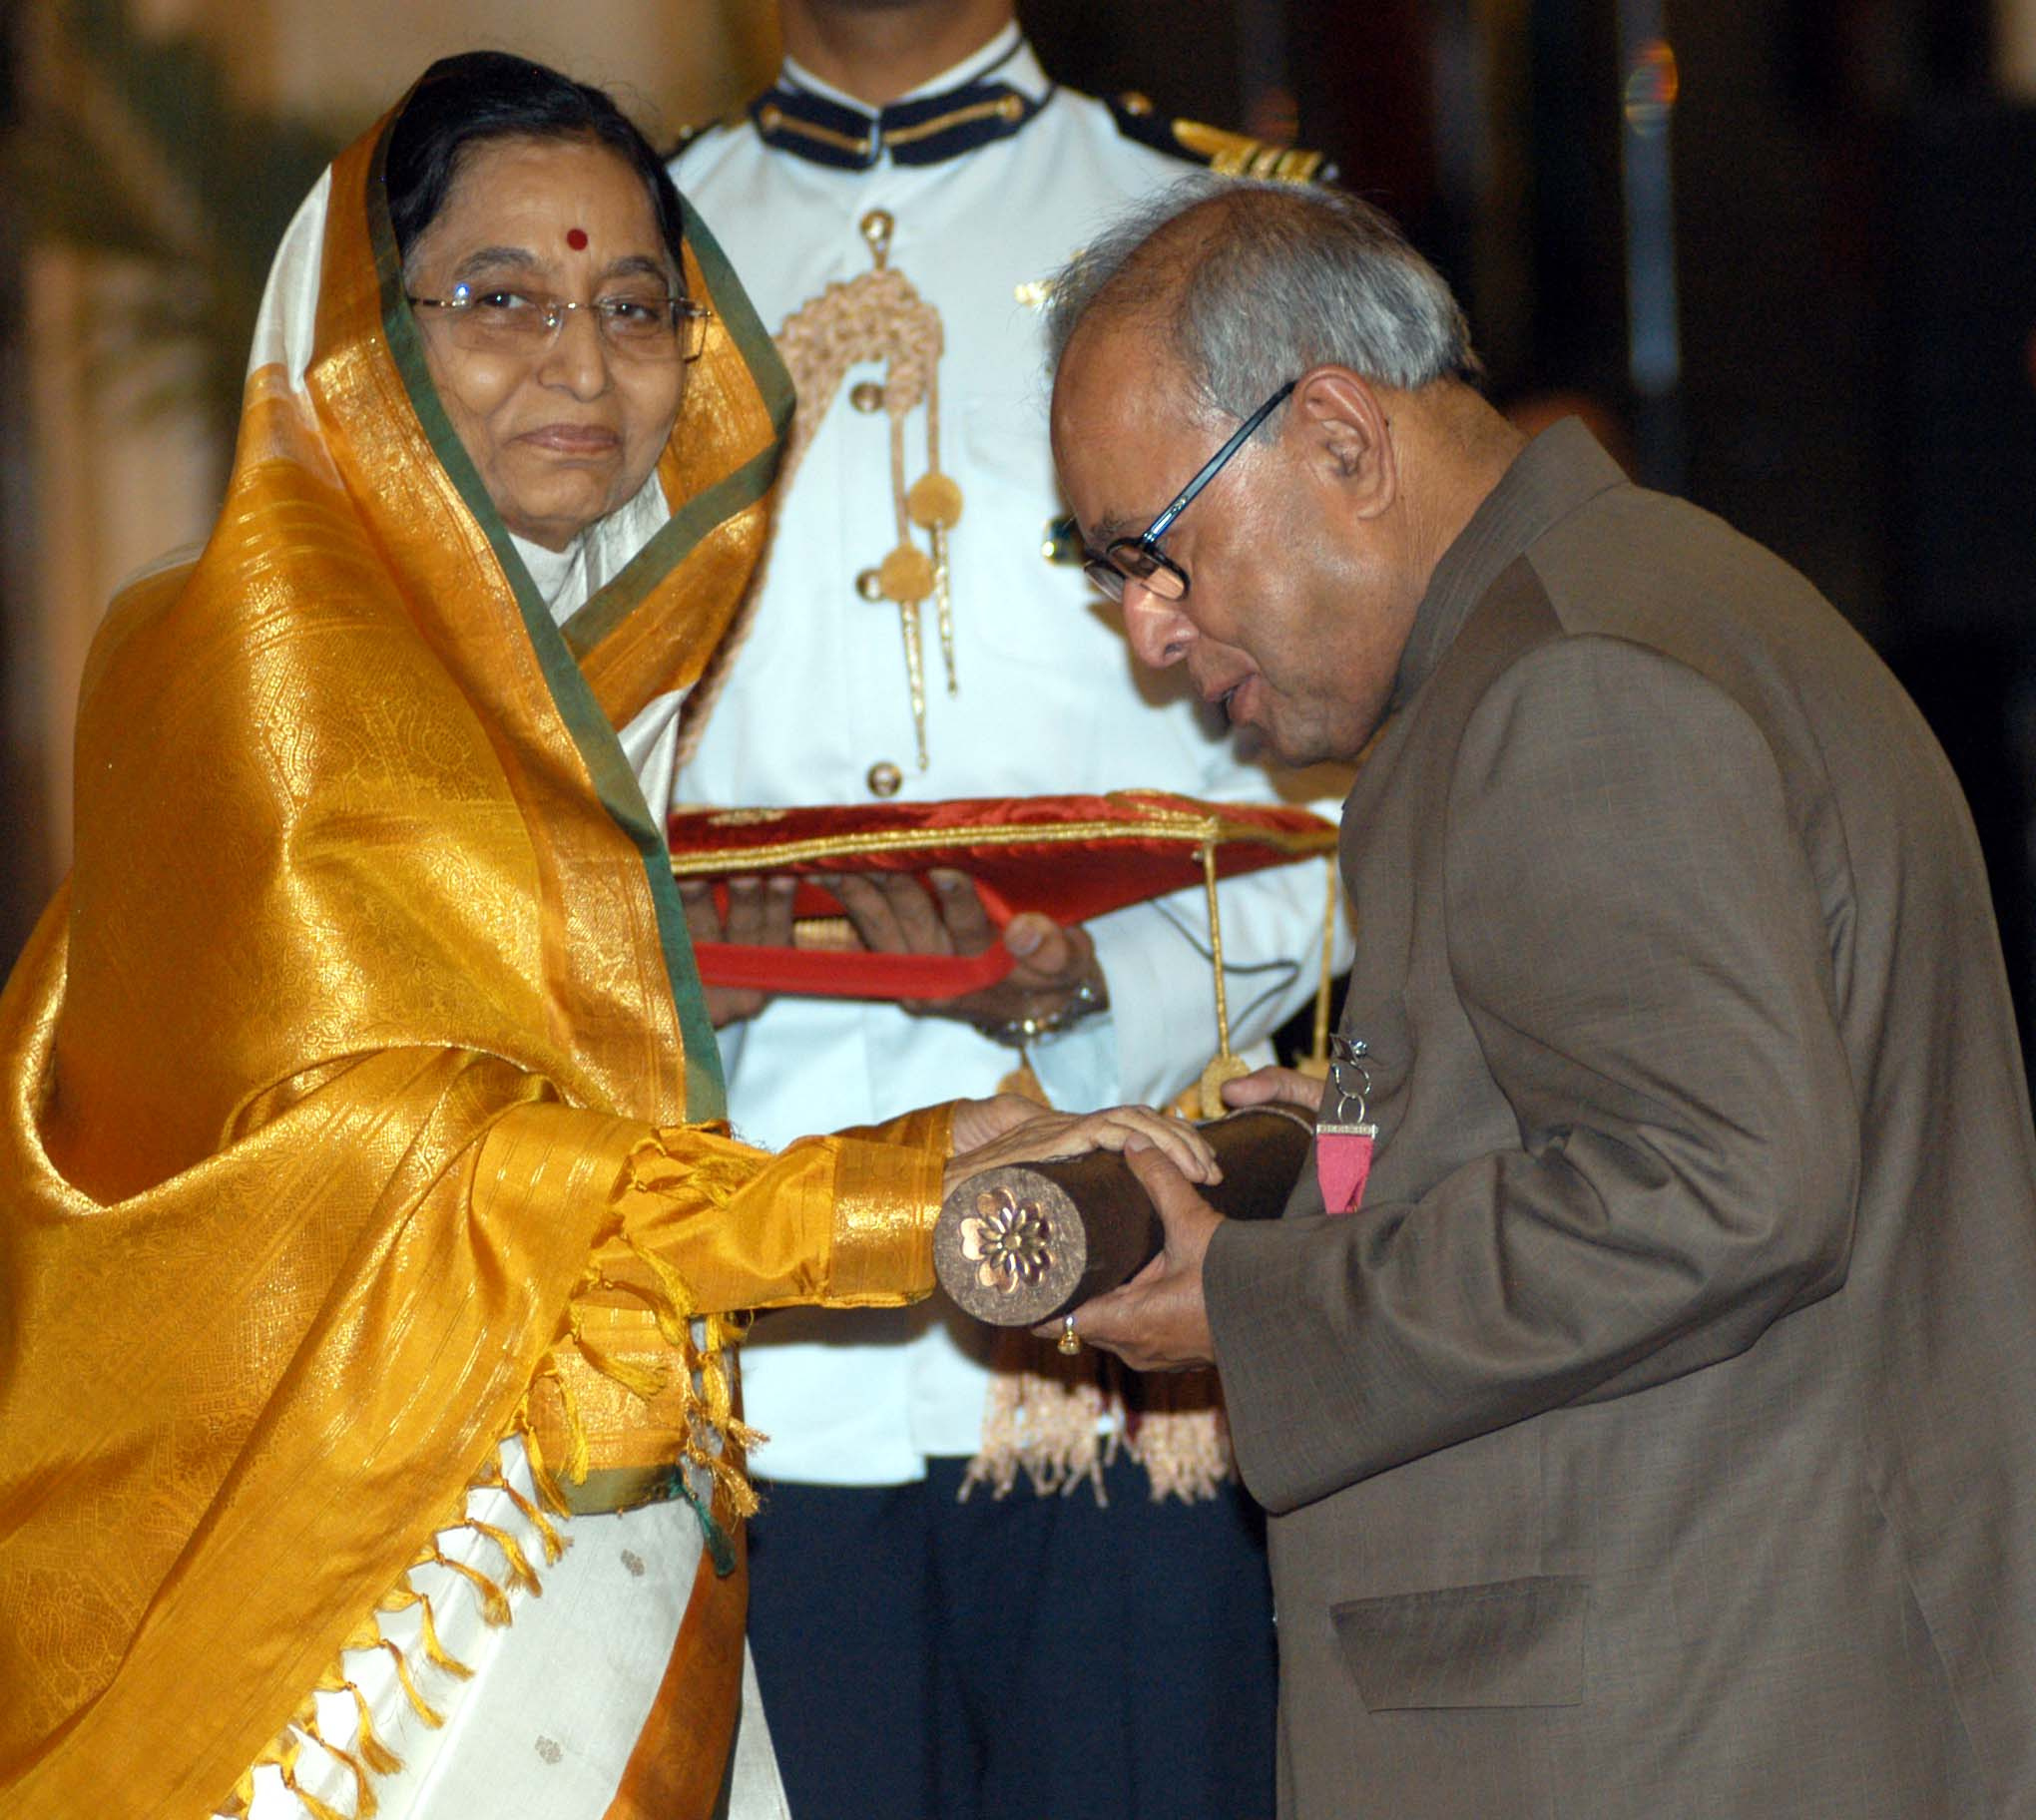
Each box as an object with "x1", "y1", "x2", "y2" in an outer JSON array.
[{"x1": 0, "y1": 52, "x2": 1209, "y2": 1820}]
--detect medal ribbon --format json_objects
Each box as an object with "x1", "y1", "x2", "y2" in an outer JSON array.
[{"x1": 1317, "y1": 1034, "x2": 1378, "y2": 1214}]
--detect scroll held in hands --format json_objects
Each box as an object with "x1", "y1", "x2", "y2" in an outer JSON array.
[{"x1": 934, "y1": 1106, "x2": 1315, "y2": 1327}]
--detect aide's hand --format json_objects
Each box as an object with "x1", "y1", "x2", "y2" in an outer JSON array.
[
  {"x1": 1222, "y1": 1064, "x2": 1327, "y2": 1114},
  {"x1": 678, "y1": 874, "x2": 797, "y2": 1028},
  {"x1": 821, "y1": 870, "x2": 1104, "y2": 1031},
  {"x1": 1036, "y1": 1143, "x2": 1221, "y2": 1372},
  {"x1": 941, "y1": 1103, "x2": 1219, "y2": 1201}
]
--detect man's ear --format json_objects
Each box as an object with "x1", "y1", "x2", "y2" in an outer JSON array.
[{"x1": 1286, "y1": 366, "x2": 1397, "y2": 521}]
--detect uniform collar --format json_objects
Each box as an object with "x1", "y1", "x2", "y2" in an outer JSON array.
[
  {"x1": 754, "y1": 26, "x2": 1055, "y2": 171},
  {"x1": 1391, "y1": 418, "x2": 1629, "y2": 707}
]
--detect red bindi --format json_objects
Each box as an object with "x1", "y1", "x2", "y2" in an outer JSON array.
[{"x1": 566, "y1": 228, "x2": 588, "y2": 250}]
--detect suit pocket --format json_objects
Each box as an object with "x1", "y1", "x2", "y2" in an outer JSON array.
[{"x1": 1331, "y1": 1575, "x2": 1588, "y2": 1710}]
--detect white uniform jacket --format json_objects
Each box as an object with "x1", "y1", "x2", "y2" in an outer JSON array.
[{"x1": 670, "y1": 27, "x2": 1350, "y2": 1485}]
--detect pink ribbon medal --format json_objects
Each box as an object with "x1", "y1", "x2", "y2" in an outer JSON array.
[{"x1": 1317, "y1": 1035, "x2": 1379, "y2": 1214}]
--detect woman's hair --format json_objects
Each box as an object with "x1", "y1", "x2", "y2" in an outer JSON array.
[{"x1": 385, "y1": 51, "x2": 688, "y2": 279}]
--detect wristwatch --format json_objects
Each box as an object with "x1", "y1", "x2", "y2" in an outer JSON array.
[{"x1": 973, "y1": 968, "x2": 1109, "y2": 1050}]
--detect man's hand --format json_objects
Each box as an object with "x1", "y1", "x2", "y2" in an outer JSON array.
[
  {"x1": 678, "y1": 875, "x2": 797, "y2": 1028},
  {"x1": 1036, "y1": 1143, "x2": 1222, "y2": 1372},
  {"x1": 942, "y1": 1102, "x2": 1218, "y2": 1200},
  {"x1": 822, "y1": 870, "x2": 1105, "y2": 1032},
  {"x1": 1221, "y1": 1064, "x2": 1327, "y2": 1113}
]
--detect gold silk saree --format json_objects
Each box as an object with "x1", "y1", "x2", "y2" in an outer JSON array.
[{"x1": 0, "y1": 85, "x2": 947, "y2": 1820}]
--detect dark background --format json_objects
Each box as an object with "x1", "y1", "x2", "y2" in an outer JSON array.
[
  {"x1": 1023, "y1": 0, "x2": 2036, "y2": 1060},
  {"x1": 5, "y1": 0, "x2": 2035, "y2": 1057}
]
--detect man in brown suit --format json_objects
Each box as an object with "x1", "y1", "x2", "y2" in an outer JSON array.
[{"x1": 1044, "y1": 177, "x2": 2036, "y2": 1817}]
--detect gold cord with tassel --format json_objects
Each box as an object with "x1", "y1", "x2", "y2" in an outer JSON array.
[
  {"x1": 677, "y1": 208, "x2": 962, "y2": 770},
  {"x1": 1295, "y1": 855, "x2": 1341, "y2": 1081}
]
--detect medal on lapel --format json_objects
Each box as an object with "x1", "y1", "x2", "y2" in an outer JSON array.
[{"x1": 1317, "y1": 1035, "x2": 1379, "y2": 1214}]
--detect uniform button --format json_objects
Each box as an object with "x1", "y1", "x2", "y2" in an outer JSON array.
[
  {"x1": 866, "y1": 761, "x2": 903, "y2": 798},
  {"x1": 859, "y1": 209, "x2": 894, "y2": 265},
  {"x1": 854, "y1": 567, "x2": 885, "y2": 602},
  {"x1": 849, "y1": 380, "x2": 885, "y2": 413}
]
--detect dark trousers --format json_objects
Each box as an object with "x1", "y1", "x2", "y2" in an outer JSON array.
[{"x1": 746, "y1": 1455, "x2": 1278, "y2": 1820}]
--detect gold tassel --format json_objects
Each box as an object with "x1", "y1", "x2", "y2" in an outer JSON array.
[
  {"x1": 299, "y1": 1704, "x2": 378, "y2": 1820},
  {"x1": 617, "y1": 1229, "x2": 699, "y2": 1342},
  {"x1": 696, "y1": 1348, "x2": 735, "y2": 1428},
  {"x1": 377, "y1": 1575, "x2": 475, "y2": 1681},
  {"x1": 379, "y1": 1637, "x2": 446, "y2": 1730},
  {"x1": 534, "y1": 1350, "x2": 592, "y2": 1486},
  {"x1": 482, "y1": 1467, "x2": 566, "y2": 1565},
  {"x1": 960, "y1": 1357, "x2": 1111, "y2": 1504},
  {"x1": 342, "y1": 1679, "x2": 404, "y2": 1777},
  {"x1": 428, "y1": 1542, "x2": 513, "y2": 1627},
  {"x1": 1126, "y1": 1404, "x2": 1233, "y2": 1504},
  {"x1": 312, "y1": 1667, "x2": 403, "y2": 1779},
  {"x1": 411, "y1": 1587, "x2": 475, "y2": 1680},
  {"x1": 685, "y1": 1436, "x2": 764, "y2": 1521},
  {"x1": 567, "y1": 1301, "x2": 669, "y2": 1400},
  {"x1": 515, "y1": 1400, "x2": 577, "y2": 1516},
  {"x1": 466, "y1": 1518, "x2": 542, "y2": 1597},
  {"x1": 279, "y1": 1759, "x2": 353, "y2": 1820}
]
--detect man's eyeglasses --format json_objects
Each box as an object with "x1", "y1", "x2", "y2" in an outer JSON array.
[
  {"x1": 407, "y1": 283, "x2": 714, "y2": 363},
  {"x1": 1081, "y1": 379, "x2": 1297, "y2": 604}
]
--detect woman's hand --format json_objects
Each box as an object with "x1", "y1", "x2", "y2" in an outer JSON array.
[{"x1": 942, "y1": 1099, "x2": 1220, "y2": 1199}]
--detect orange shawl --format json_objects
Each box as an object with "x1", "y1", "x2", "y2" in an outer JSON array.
[{"x1": 0, "y1": 86, "x2": 946, "y2": 1818}]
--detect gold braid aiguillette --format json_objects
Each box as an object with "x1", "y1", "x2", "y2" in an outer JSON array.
[
  {"x1": 679, "y1": 205, "x2": 965, "y2": 768},
  {"x1": 907, "y1": 471, "x2": 965, "y2": 697}
]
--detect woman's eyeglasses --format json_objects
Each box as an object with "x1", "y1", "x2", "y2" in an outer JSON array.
[
  {"x1": 407, "y1": 284, "x2": 713, "y2": 362},
  {"x1": 1081, "y1": 379, "x2": 1297, "y2": 604}
]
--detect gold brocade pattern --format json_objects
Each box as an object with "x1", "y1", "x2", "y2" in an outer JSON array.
[{"x1": 0, "y1": 95, "x2": 945, "y2": 1819}]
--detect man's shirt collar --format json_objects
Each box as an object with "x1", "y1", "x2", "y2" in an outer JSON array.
[
  {"x1": 755, "y1": 26, "x2": 1055, "y2": 171},
  {"x1": 1391, "y1": 418, "x2": 1630, "y2": 708}
]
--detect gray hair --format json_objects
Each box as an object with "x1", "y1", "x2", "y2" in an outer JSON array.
[{"x1": 1044, "y1": 176, "x2": 1481, "y2": 429}]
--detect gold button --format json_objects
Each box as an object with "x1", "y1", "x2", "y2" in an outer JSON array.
[
  {"x1": 859, "y1": 209, "x2": 894, "y2": 265},
  {"x1": 997, "y1": 95, "x2": 1023, "y2": 121},
  {"x1": 866, "y1": 761, "x2": 903, "y2": 798},
  {"x1": 759, "y1": 103, "x2": 784, "y2": 131},
  {"x1": 854, "y1": 567, "x2": 885, "y2": 602},
  {"x1": 850, "y1": 380, "x2": 885, "y2": 413},
  {"x1": 1121, "y1": 91, "x2": 1154, "y2": 117}
]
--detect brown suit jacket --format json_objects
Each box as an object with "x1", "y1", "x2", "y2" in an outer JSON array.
[{"x1": 1205, "y1": 421, "x2": 2036, "y2": 1818}]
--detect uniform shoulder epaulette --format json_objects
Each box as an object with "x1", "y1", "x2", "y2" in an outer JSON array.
[{"x1": 1105, "y1": 91, "x2": 1334, "y2": 185}]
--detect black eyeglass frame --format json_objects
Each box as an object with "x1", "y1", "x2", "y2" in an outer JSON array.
[{"x1": 1082, "y1": 378, "x2": 1298, "y2": 603}]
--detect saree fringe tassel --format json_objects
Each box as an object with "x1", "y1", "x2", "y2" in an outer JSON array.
[
  {"x1": 228, "y1": 1436, "x2": 578, "y2": 1817},
  {"x1": 223, "y1": 1134, "x2": 767, "y2": 1816}
]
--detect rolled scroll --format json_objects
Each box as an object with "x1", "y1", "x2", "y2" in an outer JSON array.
[{"x1": 933, "y1": 1106, "x2": 1314, "y2": 1327}]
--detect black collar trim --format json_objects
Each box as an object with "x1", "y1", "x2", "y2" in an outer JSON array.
[{"x1": 751, "y1": 64, "x2": 1053, "y2": 171}]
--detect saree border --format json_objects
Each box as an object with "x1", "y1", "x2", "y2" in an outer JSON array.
[
  {"x1": 363, "y1": 117, "x2": 727, "y2": 1119},
  {"x1": 558, "y1": 203, "x2": 794, "y2": 660}
]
